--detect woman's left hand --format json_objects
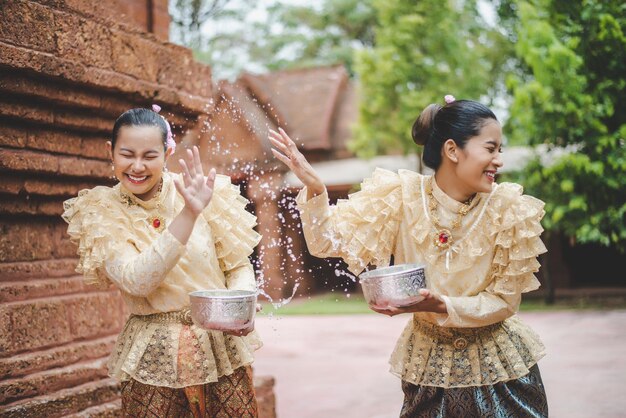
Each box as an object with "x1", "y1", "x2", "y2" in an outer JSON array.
[
  {"x1": 223, "y1": 322, "x2": 255, "y2": 337},
  {"x1": 222, "y1": 305, "x2": 260, "y2": 336},
  {"x1": 370, "y1": 289, "x2": 447, "y2": 317}
]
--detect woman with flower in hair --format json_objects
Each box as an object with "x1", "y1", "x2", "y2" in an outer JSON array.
[
  {"x1": 270, "y1": 96, "x2": 548, "y2": 417},
  {"x1": 63, "y1": 106, "x2": 262, "y2": 417}
]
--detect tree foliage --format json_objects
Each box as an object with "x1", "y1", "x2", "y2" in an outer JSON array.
[
  {"x1": 350, "y1": 0, "x2": 500, "y2": 157},
  {"x1": 169, "y1": 0, "x2": 376, "y2": 79},
  {"x1": 504, "y1": 0, "x2": 626, "y2": 251}
]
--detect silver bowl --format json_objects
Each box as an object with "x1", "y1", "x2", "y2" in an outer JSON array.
[
  {"x1": 359, "y1": 264, "x2": 426, "y2": 309},
  {"x1": 189, "y1": 290, "x2": 257, "y2": 332}
]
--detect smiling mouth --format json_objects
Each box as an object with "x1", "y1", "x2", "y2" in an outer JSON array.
[
  {"x1": 484, "y1": 171, "x2": 496, "y2": 181},
  {"x1": 126, "y1": 174, "x2": 149, "y2": 184}
]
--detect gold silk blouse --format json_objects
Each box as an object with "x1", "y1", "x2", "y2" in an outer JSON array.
[
  {"x1": 63, "y1": 172, "x2": 262, "y2": 388},
  {"x1": 297, "y1": 168, "x2": 547, "y2": 388}
]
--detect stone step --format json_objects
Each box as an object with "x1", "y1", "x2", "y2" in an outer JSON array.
[
  {"x1": 0, "y1": 377, "x2": 120, "y2": 418},
  {"x1": 0, "y1": 358, "x2": 110, "y2": 404},
  {"x1": 1, "y1": 374, "x2": 276, "y2": 418},
  {"x1": 0, "y1": 291, "x2": 125, "y2": 357},
  {"x1": 64, "y1": 400, "x2": 122, "y2": 418},
  {"x1": 0, "y1": 336, "x2": 116, "y2": 380}
]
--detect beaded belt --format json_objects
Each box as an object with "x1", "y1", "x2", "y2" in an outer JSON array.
[
  {"x1": 130, "y1": 309, "x2": 193, "y2": 326},
  {"x1": 413, "y1": 318, "x2": 503, "y2": 350}
]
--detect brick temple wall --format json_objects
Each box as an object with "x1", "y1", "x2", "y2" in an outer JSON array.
[{"x1": 0, "y1": 1, "x2": 274, "y2": 416}]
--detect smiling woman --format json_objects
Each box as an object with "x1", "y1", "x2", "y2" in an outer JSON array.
[
  {"x1": 109, "y1": 124, "x2": 169, "y2": 200},
  {"x1": 62, "y1": 107, "x2": 263, "y2": 417},
  {"x1": 270, "y1": 97, "x2": 549, "y2": 418}
]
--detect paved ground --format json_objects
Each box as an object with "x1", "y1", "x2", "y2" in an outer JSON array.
[{"x1": 253, "y1": 310, "x2": 626, "y2": 418}]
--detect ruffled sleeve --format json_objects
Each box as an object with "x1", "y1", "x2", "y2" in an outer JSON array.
[
  {"x1": 441, "y1": 183, "x2": 547, "y2": 327},
  {"x1": 296, "y1": 168, "x2": 403, "y2": 274},
  {"x1": 63, "y1": 187, "x2": 186, "y2": 294},
  {"x1": 203, "y1": 175, "x2": 261, "y2": 291},
  {"x1": 488, "y1": 183, "x2": 547, "y2": 295},
  {"x1": 62, "y1": 187, "x2": 128, "y2": 286}
]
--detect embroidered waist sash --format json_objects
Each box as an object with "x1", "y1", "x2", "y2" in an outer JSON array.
[{"x1": 389, "y1": 315, "x2": 546, "y2": 388}]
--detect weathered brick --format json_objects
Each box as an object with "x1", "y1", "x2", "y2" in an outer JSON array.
[
  {"x1": 0, "y1": 335, "x2": 115, "y2": 379},
  {"x1": 152, "y1": 8, "x2": 170, "y2": 42},
  {"x1": 0, "y1": 147, "x2": 59, "y2": 174},
  {"x1": 0, "y1": 124, "x2": 27, "y2": 148},
  {"x1": 53, "y1": 109, "x2": 113, "y2": 134},
  {"x1": 0, "y1": 196, "x2": 63, "y2": 216},
  {"x1": 80, "y1": 136, "x2": 111, "y2": 160},
  {"x1": 153, "y1": 0, "x2": 169, "y2": 11},
  {"x1": 0, "y1": 357, "x2": 109, "y2": 404},
  {"x1": 60, "y1": 0, "x2": 148, "y2": 34},
  {"x1": 0, "y1": 378, "x2": 120, "y2": 418},
  {"x1": 0, "y1": 219, "x2": 57, "y2": 262},
  {"x1": 116, "y1": 1, "x2": 149, "y2": 31},
  {"x1": 55, "y1": 11, "x2": 113, "y2": 70},
  {"x1": 0, "y1": 276, "x2": 84, "y2": 304},
  {"x1": 0, "y1": 173, "x2": 106, "y2": 197},
  {"x1": 0, "y1": 71, "x2": 101, "y2": 112},
  {"x1": 26, "y1": 128, "x2": 83, "y2": 155},
  {"x1": 0, "y1": 258, "x2": 79, "y2": 281},
  {"x1": 0, "y1": 40, "x2": 87, "y2": 89},
  {"x1": 154, "y1": 43, "x2": 193, "y2": 92},
  {"x1": 0, "y1": 1, "x2": 56, "y2": 53},
  {"x1": 95, "y1": 93, "x2": 142, "y2": 118},
  {"x1": 186, "y1": 61, "x2": 214, "y2": 99},
  {"x1": 57, "y1": 155, "x2": 111, "y2": 178},
  {"x1": 22, "y1": 178, "x2": 107, "y2": 197},
  {"x1": 0, "y1": 299, "x2": 73, "y2": 355},
  {"x1": 255, "y1": 375, "x2": 277, "y2": 418},
  {"x1": 0, "y1": 148, "x2": 109, "y2": 179},
  {"x1": 65, "y1": 399, "x2": 122, "y2": 418},
  {"x1": 0, "y1": 42, "x2": 212, "y2": 114},
  {"x1": 110, "y1": 30, "x2": 159, "y2": 82},
  {"x1": 66, "y1": 292, "x2": 126, "y2": 340},
  {"x1": 0, "y1": 177, "x2": 24, "y2": 194},
  {"x1": 0, "y1": 99, "x2": 55, "y2": 125},
  {"x1": 55, "y1": 221, "x2": 82, "y2": 259}
]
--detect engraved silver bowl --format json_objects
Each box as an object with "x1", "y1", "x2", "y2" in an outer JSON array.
[
  {"x1": 359, "y1": 264, "x2": 427, "y2": 309},
  {"x1": 189, "y1": 290, "x2": 257, "y2": 332}
]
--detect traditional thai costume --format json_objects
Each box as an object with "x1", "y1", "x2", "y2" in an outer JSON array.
[
  {"x1": 63, "y1": 172, "x2": 262, "y2": 417},
  {"x1": 297, "y1": 168, "x2": 548, "y2": 417}
]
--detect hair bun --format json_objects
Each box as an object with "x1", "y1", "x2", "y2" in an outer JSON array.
[{"x1": 412, "y1": 103, "x2": 441, "y2": 146}]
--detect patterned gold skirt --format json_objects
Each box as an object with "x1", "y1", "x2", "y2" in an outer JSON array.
[{"x1": 121, "y1": 365, "x2": 258, "y2": 418}]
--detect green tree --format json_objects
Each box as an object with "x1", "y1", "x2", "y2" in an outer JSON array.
[
  {"x1": 350, "y1": 0, "x2": 499, "y2": 157},
  {"x1": 504, "y1": 0, "x2": 626, "y2": 251},
  {"x1": 254, "y1": 0, "x2": 376, "y2": 75},
  {"x1": 169, "y1": 0, "x2": 376, "y2": 79},
  {"x1": 169, "y1": 0, "x2": 241, "y2": 50}
]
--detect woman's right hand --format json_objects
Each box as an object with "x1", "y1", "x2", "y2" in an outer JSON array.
[
  {"x1": 169, "y1": 146, "x2": 215, "y2": 245},
  {"x1": 174, "y1": 146, "x2": 216, "y2": 217},
  {"x1": 269, "y1": 128, "x2": 325, "y2": 198}
]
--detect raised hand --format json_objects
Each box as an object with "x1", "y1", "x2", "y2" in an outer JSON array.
[
  {"x1": 269, "y1": 128, "x2": 325, "y2": 197},
  {"x1": 173, "y1": 146, "x2": 216, "y2": 217}
]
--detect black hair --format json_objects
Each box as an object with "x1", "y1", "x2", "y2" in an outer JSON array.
[
  {"x1": 412, "y1": 100, "x2": 497, "y2": 170},
  {"x1": 111, "y1": 108, "x2": 169, "y2": 150}
]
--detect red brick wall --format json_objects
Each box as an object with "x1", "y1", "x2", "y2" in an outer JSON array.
[{"x1": 0, "y1": 1, "x2": 215, "y2": 415}]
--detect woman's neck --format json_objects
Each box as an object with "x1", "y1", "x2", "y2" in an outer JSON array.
[
  {"x1": 433, "y1": 170, "x2": 475, "y2": 204},
  {"x1": 134, "y1": 177, "x2": 163, "y2": 201}
]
